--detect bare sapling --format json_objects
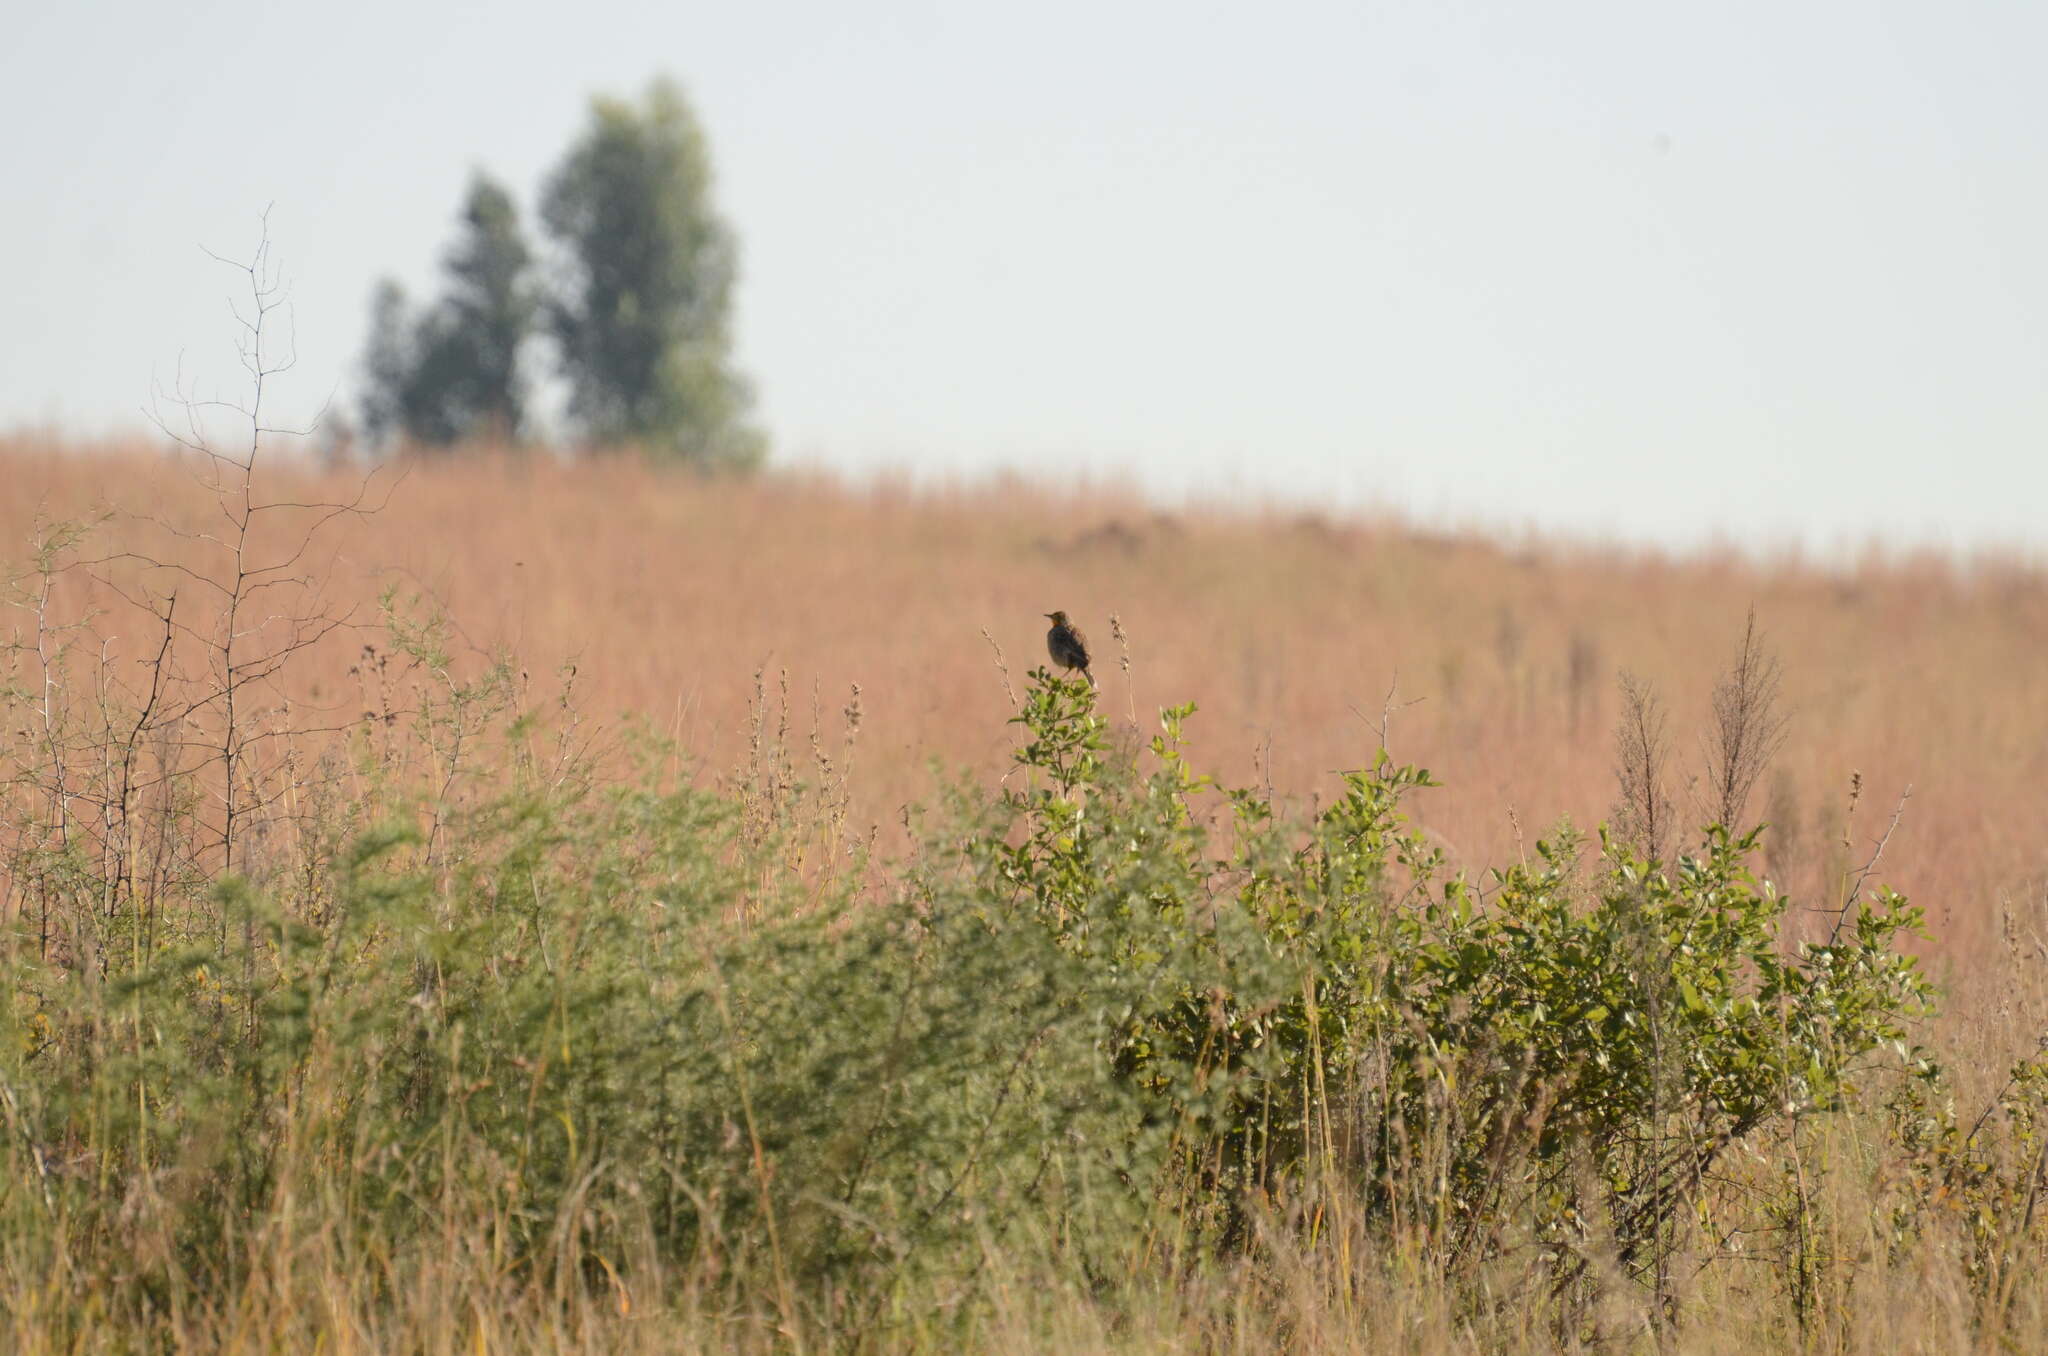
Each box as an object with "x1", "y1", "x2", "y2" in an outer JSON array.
[
  {"x1": 0, "y1": 211, "x2": 388, "y2": 977},
  {"x1": 125, "y1": 210, "x2": 391, "y2": 885},
  {"x1": 1610, "y1": 669, "x2": 1672, "y2": 862},
  {"x1": 1699, "y1": 606, "x2": 1789, "y2": 832}
]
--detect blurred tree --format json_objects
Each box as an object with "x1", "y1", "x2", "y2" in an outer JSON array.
[
  {"x1": 540, "y1": 78, "x2": 764, "y2": 469},
  {"x1": 358, "y1": 173, "x2": 538, "y2": 450},
  {"x1": 430, "y1": 173, "x2": 537, "y2": 441},
  {"x1": 358, "y1": 278, "x2": 415, "y2": 447}
]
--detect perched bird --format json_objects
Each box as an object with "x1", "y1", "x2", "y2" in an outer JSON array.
[{"x1": 1044, "y1": 610, "x2": 1096, "y2": 688}]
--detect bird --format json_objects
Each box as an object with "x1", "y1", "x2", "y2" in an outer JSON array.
[{"x1": 1044, "y1": 611, "x2": 1096, "y2": 688}]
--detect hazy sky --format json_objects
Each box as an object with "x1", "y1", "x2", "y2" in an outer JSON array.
[{"x1": 5, "y1": 0, "x2": 2045, "y2": 552}]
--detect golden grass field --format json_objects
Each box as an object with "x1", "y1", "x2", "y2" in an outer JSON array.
[
  {"x1": 3, "y1": 435, "x2": 2042, "y2": 969},
  {"x1": 6, "y1": 434, "x2": 2048, "y2": 1351}
]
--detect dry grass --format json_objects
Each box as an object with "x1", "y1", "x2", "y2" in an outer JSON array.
[
  {"x1": 4, "y1": 433, "x2": 2042, "y2": 971},
  {"x1": 6, "y1": 432, "x2": 2048, "y2": 1352}
]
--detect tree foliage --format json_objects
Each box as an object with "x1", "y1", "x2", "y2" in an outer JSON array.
[
  {"x1": 540, "y1": 78, "x2": 764, "y2": 469},
  {"x1": 358, "y1": 173, "x2": 537, "y2": 450}
]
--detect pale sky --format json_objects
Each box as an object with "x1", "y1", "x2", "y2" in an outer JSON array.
[{"x1": 5, "y1": 0, "x2": 2045, "y2": 553}]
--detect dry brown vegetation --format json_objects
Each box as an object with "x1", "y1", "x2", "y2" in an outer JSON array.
[
  {"x1": 5, "y1": 434, "x2": 2048, "y2": 1353},
  {"x1": 4, "y1": 435, "x2": 2040, "y2": 968}
]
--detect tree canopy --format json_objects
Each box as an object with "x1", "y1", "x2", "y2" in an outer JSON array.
[
  {"x1": 359, "y1": 173, "x2": 537, "y2": 449},
  {"x1": 357, "y1": 78, "x2": 763, "y2": 469},
  {"x1": 541, "y1": 78, "x2": 764, "y2": 468}
]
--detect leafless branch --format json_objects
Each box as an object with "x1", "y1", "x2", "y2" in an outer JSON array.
[
  {"x1": 1698, "y1": 607, "x2": 1789, "y2": 831},
  {"x1": 1349, "y1": 671, "x2": 1425, "y2": 754},
  {"x1": 1827, "y1": 786, "x2": 1912, "y2": 945},
  {"x1": 1611, "y1": 670, "x2": 1671, "y2": 862}
]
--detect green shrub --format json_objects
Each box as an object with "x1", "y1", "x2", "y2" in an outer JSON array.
[
  {"x1": 0, "y1": 661, "x2": 1985, "y2": 1346},
  {"x1": 982, "y1": 670, "x2": 1936, "y2": 1306}
]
